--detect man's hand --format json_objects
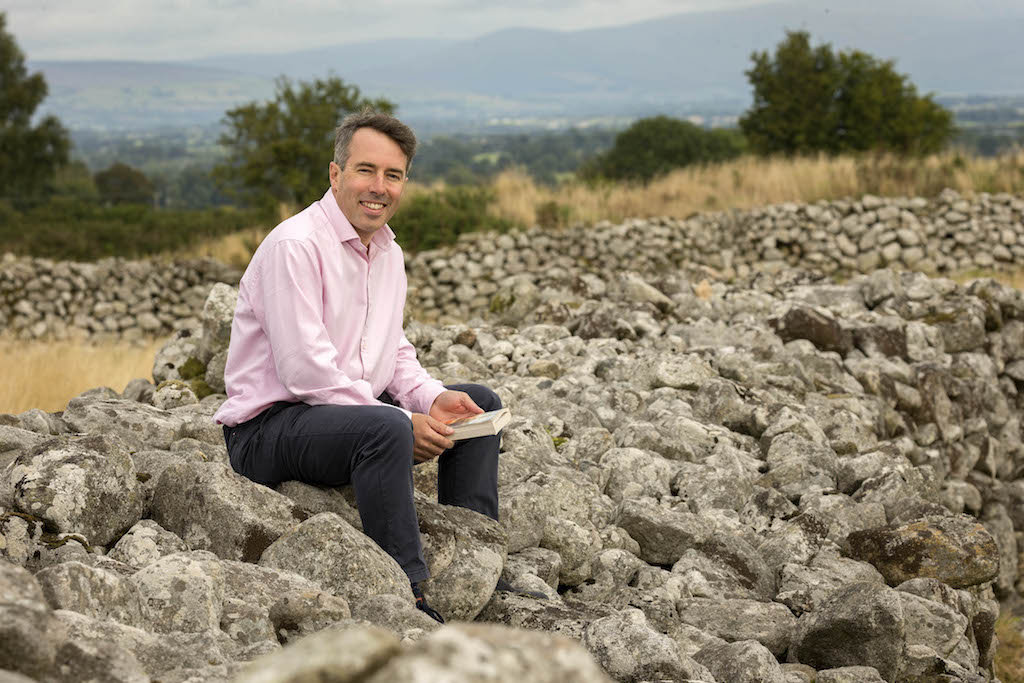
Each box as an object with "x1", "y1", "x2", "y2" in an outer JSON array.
[
  {"x1": 411, "y1": 413, "x2": 454, "y2": 463},
  {"x1": 429, "y1": 390, "x2": 484, "y2": 424}
]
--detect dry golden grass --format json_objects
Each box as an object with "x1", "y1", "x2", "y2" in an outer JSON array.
[
  {"x1": 997, "y1": 614, "x2": 1024, "y2": 682},
  {"x1": 0, "y1": 337, "x2": 165, "y2": 415},
  {"x1": 490, "y1": 150, "x2": 1024, "y2": 228}
]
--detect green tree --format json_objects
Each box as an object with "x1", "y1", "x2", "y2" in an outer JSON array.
[
  {"x1": 0, "y1": 12, "x2": 70, "y2": 201},
  {"x1": 94, "y1": 162, "x2": 154, "y2": 205},
  {"x1": 741, "y1": 31, "x2": 954, "y2": 155},
  {"x1": 582, "y1": 116, "x2": 744, "y2": 182},
  {"x1": 214, "y1": 75, "x2": 394, "y2": 209}
]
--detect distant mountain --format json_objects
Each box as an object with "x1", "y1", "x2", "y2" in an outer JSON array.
[{"x1": 30, "y1": 1, "x2": 1024, "y2": 132}]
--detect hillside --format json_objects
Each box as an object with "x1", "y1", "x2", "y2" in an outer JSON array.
[{"x1": 29, "y1": 1, "x2": 1024, "y2": 131}]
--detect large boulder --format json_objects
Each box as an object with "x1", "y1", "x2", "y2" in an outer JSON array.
[
  {"x1": 366, "y1": 622, "x2": 615, "y2": 682},
  {"x1": 582, "y1": 608, "x2": 713, "y2": 683},
  {"x1": 62, "y1": 397, "x2": 183, "y2": 451},
  {"x1": 129, "y1": 551, "x2": 226, "y2": 634},
  {"x1": 843, "y1": 515, "x2": 1000, "y2": 588},
  {"x1": 417, "y1": 499, "x2": 507, "y2": 621},
  {"x1": 259, "y1": 512, "x2": 413, "y2": 610},
  {"x1": 9, "y1": 435, "x2": 143, "y2": 546},
  {"x1": 1, "y1": 560, "x2": 65, "y2": 679},
  {"x1": 150, "y1": 460, "x2": 303, "y2": 562},
  {"x1": 789, "y1": 582, "x2": 906, "y2": 683},
  {"x1": 36, "y1": 561, "x2": 146, "y2": 628}
]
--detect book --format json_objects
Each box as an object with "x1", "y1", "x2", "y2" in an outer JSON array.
[{"x1": 446, "y1": 408, "x2": 511, "y2": 440}]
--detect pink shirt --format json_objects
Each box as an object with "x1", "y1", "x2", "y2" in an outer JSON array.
[{"x1": 213, "y1": 188, "x2": 446, "y2": 426}]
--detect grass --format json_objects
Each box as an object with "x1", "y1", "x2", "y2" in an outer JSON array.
[
  {"x1": 0, "y1": 338, "x2": 165, "y2": 415},
  {"x1": 489, "y1": 149, "x2": 1024, "y2": 228},
  {"x1": 997, "y1": 614, "x2": 1024, "y2": 682},
  {"x1": 169, "y1": 150, "x2": 1024, "y2": 264}
]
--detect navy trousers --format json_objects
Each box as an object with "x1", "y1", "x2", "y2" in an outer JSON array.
[{"x1": 223, "y1": 383, "x2": 501, "y2": 582}]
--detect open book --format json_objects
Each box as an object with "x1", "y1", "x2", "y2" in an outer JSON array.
[{"x1": 446, "y1": 408, "x2": 511, "y2": 441}]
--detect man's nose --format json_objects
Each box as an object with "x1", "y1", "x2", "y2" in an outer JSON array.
[{"x1": 369, "y1": 173, "x2": 386, "y2": 194}]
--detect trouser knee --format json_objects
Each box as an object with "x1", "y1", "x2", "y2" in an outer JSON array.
[{"x1": 450, "y1": 383, "x2": 501, "y2": 412}]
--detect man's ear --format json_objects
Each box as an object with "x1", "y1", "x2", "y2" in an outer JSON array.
[{"x1": 329, "y1": 162, "x2": 341, "y2": 192}]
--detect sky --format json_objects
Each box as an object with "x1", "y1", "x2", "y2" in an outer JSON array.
[{"x1": 7, "y1": 0, "x2": 777, "y2": 61}]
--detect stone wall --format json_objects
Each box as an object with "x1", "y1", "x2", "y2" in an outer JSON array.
[
  {"x1": 1, "y1": 189, "x2": 1022, "y2": 340},
  {"x1": 0, "y1": 255, "x2": 240, "y2": 341},
  {"x1": 409, "y1": 189, "x2": 1024, "y2": 323}
]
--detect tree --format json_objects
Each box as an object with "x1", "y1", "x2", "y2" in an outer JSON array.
[
  {"x1": 0, "y1": 12, "x2": 70, "y2": 201},
  {"x1": 214, "y1": 75, "x2": 394, "y2": 209},
  {"x1": 94, "y1": 162, "x2": 154, "y2": 205},
  {"x1": 582, "y1": 116, "x2": 745, "y2": 182},
  {"x1": 740, "y1": 31, "x2": 954, "y2": 156}
]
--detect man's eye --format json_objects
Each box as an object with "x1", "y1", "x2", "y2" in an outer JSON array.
[
  {"x1": 387, "y1": 173, "x2": 404, "y2": 182},
  {"x1": 357, "y1": 168, "x2": 372, "y2": 175}
]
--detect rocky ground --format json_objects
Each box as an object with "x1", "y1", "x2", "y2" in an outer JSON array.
[{"x1": 3, "y1": 210, "x2": 1024, "y2": 681}]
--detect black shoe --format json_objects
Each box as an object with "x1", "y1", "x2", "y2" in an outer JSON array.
[
  {"x1": 411, "y1": 582, "x2": 445, "y2": 623},
  {"x1": 495, "y1": 577, "x2": 549, "y2": 600}
]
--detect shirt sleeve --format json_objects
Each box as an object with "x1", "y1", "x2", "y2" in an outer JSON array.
[
  {"x1": 256, "y1": 239, "x2": 386, "y2": 409},
  {"x1": 387, "y1": 332, "x2": 447, "y2": 415}
]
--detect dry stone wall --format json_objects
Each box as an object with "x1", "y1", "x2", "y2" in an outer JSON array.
[
  {"x1": 0, "y1": 256, "x2": 240, "y2": 341},
  {"x1": 1, "y1": 190, "x2": 1022, "y2": 341}
]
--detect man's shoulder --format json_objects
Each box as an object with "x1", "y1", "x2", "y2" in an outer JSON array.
[{"x1": 267, "y1": 203, "x2": 330, "y2": 245}]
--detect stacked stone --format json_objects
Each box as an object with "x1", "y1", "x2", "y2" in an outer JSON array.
[
  {"x1": 0, "y1": 255, "x2": 239, "y2": 341},
  {"x1": 408, "y1": 190, "x2": 1024, "y2": 323},
  {"x1": 4, "y1": 258, "x2": 1024, "y2": 681},
  {"x1": 2, "y1": 190, "x2": 1022, "y2": 340}
]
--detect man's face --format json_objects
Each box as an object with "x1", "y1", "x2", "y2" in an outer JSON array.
[{"x1": 329, "y1": 127, "x2": 408, "y2": 245}]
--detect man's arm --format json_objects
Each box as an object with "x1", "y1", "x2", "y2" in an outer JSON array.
[
  {"x1": 385, "y1": 332, "x2": 447, "y2": 414},
  {"x1": 257, "y1": 239, "x2": 381, "y2": 407}
]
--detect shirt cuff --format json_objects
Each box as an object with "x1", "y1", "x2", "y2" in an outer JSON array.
[{"x1": 411, "y1": 383, "x2": 447, "y2": 415}]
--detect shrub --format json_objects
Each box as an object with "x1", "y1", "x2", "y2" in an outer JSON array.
[
  {"x1": 0, "y1": 199, "x2": 268, "y2": 261},
  {"x1": 389, "y1": 185, "x2": 513, "y2": 252}
]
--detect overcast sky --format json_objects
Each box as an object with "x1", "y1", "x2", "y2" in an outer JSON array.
[{"x1": 8, "y1": 0, "x2": 784, "y2": 61}]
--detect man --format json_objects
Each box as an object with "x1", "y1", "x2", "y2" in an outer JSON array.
[{"x1": 214, "y1": 109, "x2": 502, "y2": 623}]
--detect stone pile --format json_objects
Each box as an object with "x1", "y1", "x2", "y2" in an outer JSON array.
[
  {"x1": 409, "y1": 189, "x2": 1024, "y2": 322},
  {"x1": 0, "y1": 255, "x2": 239, "y2": 341},
  {"x1": 4, "y1": 249, "x2": 1024, "y2": 681},
  {"x1": 2, "y1": 190, "x2": 1022, "y2": 342}
]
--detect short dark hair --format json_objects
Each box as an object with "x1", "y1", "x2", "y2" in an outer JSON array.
[{"x1": 333, "y1": 108, "x2": 417, "y2": 173}]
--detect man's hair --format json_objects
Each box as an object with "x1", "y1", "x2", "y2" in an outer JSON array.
[{"x1": 333, "y1": 108, "x2": 417, "y2": 173}]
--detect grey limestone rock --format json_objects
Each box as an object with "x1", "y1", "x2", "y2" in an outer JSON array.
[
  {"x1": 366, "y1": 621, "x2": 615, "y2": 683},
  {"x1": 789, "y1": 581, "x2": 906, "y2": 683},
  {"x1": 152, "y1": 380, "x2": 199, "y2": 409},
  {"x1": 0, "y1": 560, "x2": 65, "y2": 680},
  {"x1": 151, "y1": 460, "x2": 303, "y2": 562},
  {"x1": 63, "y1": 397, "x2": 183, "y2": 451},
  {"x1": 417, "y1": 499, "x2": 507, "y2": 621},
  {"x1": 843, "y1": 515, "x2": 999, "y2": 588},
  {"x1": 776, "y1": 552, "x2": 886, "y2": 614},
  {"x1": 815, "y1": 667, "x2": 887, "y2": 682},
  {"x1": 348, "y1": 592, "x2": 441, "y2": 640},
  {"x1": 9, "y1": 434, "x2": 143, "y2": 547},
  {"x1": 598, "y1": 446, "x2": 675, "y2": 502},
  {"x1": 259, "y1": 512, "x2": 413, "y2": 610},
  {"x1": 234, "y1": 622, "x2": 400, "y2": 683},
  {"x1": 582, "y1": 607, "x2": 712, "y2": 683},
  {"x1": 122, "y1": 377, "x2": 155, "y2": 405},
  {"x1": 53, "y1": 637, "x2": 149, "y2": 683},
  {"x1": 675, "y1": 597, "x2": 798, "y2": 657},
  {"x1": 694, "y1": 639, "x2": 788, "y2": 683},
  {"x1": 108, "y1": 519, "x2": 190, "y2": 570},
  {"x1": 36, "y1": 560, "x2": 145, "y2": 627},
  {"x1": 152, "y1": 326, "x2": 202, "y2": 384},
  {"x1": 616, "y1": 497, "x2": 717, "y2": 566},
  {"x1": 129, "y1": 550, "x2": 226, "y2": 634},
  {"x1": 198, "y1": 282, "x2": 237, "y2": 364}
]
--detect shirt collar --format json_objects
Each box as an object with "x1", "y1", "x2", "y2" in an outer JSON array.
[{"x1": 318, "y1": 188, "x2": 395, "y2": 251}]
